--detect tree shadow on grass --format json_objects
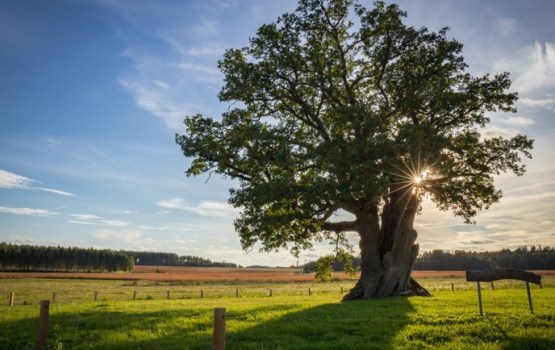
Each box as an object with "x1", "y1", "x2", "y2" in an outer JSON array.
[
  {"x1": 225, "y1": 298, "x2": 415, "y2": 350},
  {"x1": 501, "y1": 337, "x2": 555, "y2": 350},
  {"x1": 0, "y1": 298, "x2": 414, "y2": 350},
  {"x1": 5, "y1": 297, "x2": 553, "y2": 349}
]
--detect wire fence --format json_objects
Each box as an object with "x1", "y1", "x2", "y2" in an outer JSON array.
[{"x1": 2, "y1": 276, "x2": 551, "y2": 306}]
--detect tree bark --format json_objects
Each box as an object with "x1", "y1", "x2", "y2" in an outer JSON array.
[{"x1": 343, "y1": 190, "x2": 430, "y2": 300}]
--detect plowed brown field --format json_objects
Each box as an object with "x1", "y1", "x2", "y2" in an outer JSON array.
[{"x1": 1, "y1": 266, "x2": 552, "y2": 282}]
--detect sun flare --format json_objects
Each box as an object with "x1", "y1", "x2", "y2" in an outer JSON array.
[
  {"x1": 413, "y1": 175, "x2": 423, "y2": 185},
  {"x1": 413, "y1": 169, "x2": 430, "y2": 186}
]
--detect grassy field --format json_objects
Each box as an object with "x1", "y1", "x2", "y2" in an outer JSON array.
[{"x1": 1, "y1": 275, "x2": 554, "y2": 349}]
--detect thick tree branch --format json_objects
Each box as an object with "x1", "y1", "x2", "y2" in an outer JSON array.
[{"x1": 322, "y1": 220, "x2": 358, "y2": 233}]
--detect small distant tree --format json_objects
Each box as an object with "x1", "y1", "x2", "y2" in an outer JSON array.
[{"x1": 176, "y1": 0, "x2": 532, "y2": 299}]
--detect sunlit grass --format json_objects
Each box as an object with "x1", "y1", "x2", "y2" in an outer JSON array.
[{"x1": 1, "y1": 277, "x2": 554, "y2": 349}]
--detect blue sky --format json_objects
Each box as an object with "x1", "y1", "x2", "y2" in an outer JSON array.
[{"x1": 1, "y1": 0, "x2": 554, "y2": 266}]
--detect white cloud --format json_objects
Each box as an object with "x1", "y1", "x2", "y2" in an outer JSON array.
[
  {"x1": 92, "y1": 229, "x2": 143, "y2": 243},
  {"x1": 500, "y1": 116, "x2": 535, "y2": 126},
  {"x1": 0, "y1": 169, "x2": 34, "y2": 189},
  {"x1": 156, "y1": 198, "x2": 239, "y2": 217},
  {"x1": 494, "y1": 41, "x2": 555, "y2": 93},
  {"x1": 118, "y1": 78, "x2": 198, "y2": 130},
  {"x1": 70, "y1": 214, "x2": 102, "y2": 221},
  {"x1": 5, "y1": 235, "x2": 40, "y2": 244},
  {"x1": 481, "y1": 125, "x2": 519, "y2": 138},
  {"x1": 0, "y1": 169, "x2": 75, "y2": 196},
  {"x1": 100, "y1": 219, "x2": 130, "y2": 227},
  {"x1": 520, "y1": 97, "x2": 555, "y2": 109},
  {"x1": 68, "y1": 220, "x2": 98, "y2": 225},
  {"x1": 0, "y1": 206, "x2": 58, "y2": 217},
  {"x1": 68, "y1": 214, "x2": 129, "y2": 227},
  {"x1": 36, "y1": 187, "x2": 75, "y2": 197},
  {"x1": 113, "y1": 2, "x2": 228, "y2": 131}
]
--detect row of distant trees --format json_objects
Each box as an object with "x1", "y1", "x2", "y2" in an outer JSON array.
[
  {"x1": 304, "y1": 246, "x2": 555, "y2": 272},
  {"x1": 413, "y1": 246, "x2": 555, "y2": 271},
  {"x1": 126, "y1": 250, "x2": 238, "y2": 268},
  {"x1": 0, "y1": 243, "x2": 239, "y2": 272},
  {"x1": 0, "y1": 243, "x2": 134, "y2": 272}
]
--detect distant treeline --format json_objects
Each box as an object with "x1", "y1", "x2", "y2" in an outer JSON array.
[
  {"x1": 413, "y1": 246, "x2": 555, "y2": 270},
  {"x1": 303, "y1": 246, "x2": 555, "y2": 272},
  {"x1": 0, "y1": 243, "x2": 134, "y2": 272},
  {"x1": 126, "y1": 250, "x2": 239, "y2": 268},
  {"x1": 0, "y1": 243, "x2": 238, "y2": 272}
]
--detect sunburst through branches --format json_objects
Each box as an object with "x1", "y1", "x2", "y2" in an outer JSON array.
[{"x1": 385, "y1": 153, "x2": 440, "y2": 207}]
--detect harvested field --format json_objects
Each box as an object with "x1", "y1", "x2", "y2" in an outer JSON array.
[
  {"x1": 1, "y1": 266, "x2": 553, "y2": 282},
  {"x1": 0, "y1": 266, "x2": 318, "y2": 282}
]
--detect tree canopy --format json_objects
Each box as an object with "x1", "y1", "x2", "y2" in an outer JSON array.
[{"x1": 176, "y1": 0, "x2": 532, "y2": 275}]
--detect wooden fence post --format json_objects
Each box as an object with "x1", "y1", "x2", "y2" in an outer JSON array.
[
  {"x1": 491, "y1": 282, "x2": 495, "y2": 290},
  {"x1": 235, "y1": 289, "x2": 239, "y2": 298},
  {"x1": 451, "y1": 283, "x2": 454, "y2": 292},
  {"x1": 133, "y1": 291, "x2": 137, "y2": 300},
  {"x1": 37, "y1": 300, "x2": 50, "y2": 349},
  {"x1": 9, "y1": 291, "x2": 14, "y2": 306},
  {"x1": 94, "y1": 291, "x2": 98, "y2": 302},
  {"x1": 476, "y1": 282, "x2": 483, "y2": 316},
  {"x1": 167, "y1": 290, "x2": 170, "y2": 300},
  {"x1": 213, "y1": 308, "x2": 226, "y2": 350},
  {"x1": 269, "y1": 289, "x2": 272, "y2": 297},
  {"x1": 308, "y1": 288, "x2": 311, "y2": 296},
  {"x1": 52, "y1": 292, "x2": 56, "y2": 304},
  {"x1": 526, "y1": 281, "x2": 534, "y2": 314},
  {"x1": 341, "y1": 287, "x2": 343, "y2": 294},
  {"x1": 201, "y1": 290, "x2": 204, "y2": 299}
]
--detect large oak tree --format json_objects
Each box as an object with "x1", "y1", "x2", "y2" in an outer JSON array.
[{"x1": 176, "y1": 0, "x2": 533, "y2": 299}]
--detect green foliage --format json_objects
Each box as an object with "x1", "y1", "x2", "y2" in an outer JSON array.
[
  {"x1": 315, "y1": 255, "x2": 335, "y2": 282},
  {"x1": 315, "y1": 251, "x2": 358, "y2": 282},
  {"x1": 176, "y1": 0, "x2": 533, "y2": 257}
]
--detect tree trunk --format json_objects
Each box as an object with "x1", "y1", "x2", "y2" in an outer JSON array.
[{"x1": 343, "y1": 190, "x2": 431, "y2": 300}]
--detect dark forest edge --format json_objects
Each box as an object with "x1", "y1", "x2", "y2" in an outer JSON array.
[
  {"x1": 0, "y1": 242, "x2": 238, "y2": 272},
  {"x1": 303, "y1": 246, "x2": 555, "y2": 273},
  {"x1": 2, "y1": 243, "x2": 554, "y2": 273}
]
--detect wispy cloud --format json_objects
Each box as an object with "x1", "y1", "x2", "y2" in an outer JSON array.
[
  {"x1": 92, "y1": 228, "x2": 143, "y2": 243},
  {"x1": 494, "y1": 41, "x2": 555, "y2": 93},
  {"x1": 118, "y1": 77, "x2": 202, "y2": 130},
  {"x1": 0, "y1": 169, "x2": 75, "y2": 197},
  {"x1": 520, "y1": 97, "x2": 555, "y2": 110},
  {"x1": 156, "y1": 198, "x2": 239, "y2": 217},
  {"x1": 494, "y1": 17, "x2": 518, "y2": 37},
  {"x1": 0, "y1": 169, "x2": 33, "y2": 189},
  {"x1": 0, "y1": 206, "x2": 58, "y2": 217},
  {"x1": 107, "y1": 1, "x2": 229, "y2": 131},
  {"x1": 4, "y1": 235, "x2": 41, "y2": 245},
  {"x1": 500, "y1": 116, "x2": 535, "y2": 126},
  {"x1": 481, "y1": 125, "x2": 520, "y2": 138},
  {"x1": 36, "y1": 187, "x2": 75, "y2": 197},
  {"x1": 70, "y1": 214, "x2": 102, "y2": 221},
  {"x1": 68, "y1": 214, "x2": 129, "y2": 227}
]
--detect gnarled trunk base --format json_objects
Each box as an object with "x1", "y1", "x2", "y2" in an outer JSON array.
[
  {"x1": 342, "y1": 192, "x2": 431, "y2": 300},
  {"x1": 343, "y1": 277, "x2": 430, "y2": 300}
]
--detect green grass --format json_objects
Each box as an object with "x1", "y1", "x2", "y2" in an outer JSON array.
[{"x1": 1, "y1": 278, "x2": 554, "y2": 349}]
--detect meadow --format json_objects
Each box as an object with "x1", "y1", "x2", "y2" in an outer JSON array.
[{"x1": 1, "y1": 271, "x2": 554, "y2": 349}]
